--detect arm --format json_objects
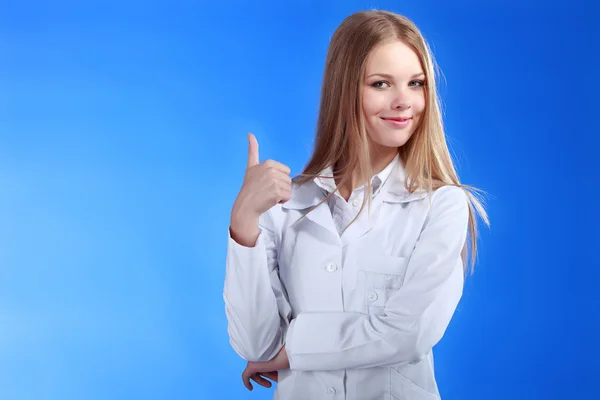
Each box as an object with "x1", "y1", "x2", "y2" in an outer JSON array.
[
  {"x1": 223, "y1": 207, "x2": 292, "y2": 362},
  {"x1": 285, "y1": 186, "x2": 469, "y2": 371}
]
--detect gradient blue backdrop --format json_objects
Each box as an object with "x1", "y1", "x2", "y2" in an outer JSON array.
[{"x1": 1, "y1": 0, "x2": 598, "y2": 399}]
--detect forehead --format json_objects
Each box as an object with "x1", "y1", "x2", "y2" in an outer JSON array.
[{"x1": 364, "y1": 40, "x2": 422, "y2": 75}]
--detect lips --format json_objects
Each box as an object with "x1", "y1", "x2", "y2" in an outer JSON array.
[
  {"x1": 381, "y1": 116, "x2": 412, "y2": 128},
  {"x1": 382, "y1": 117, "x2": 412, "y2": 121}
]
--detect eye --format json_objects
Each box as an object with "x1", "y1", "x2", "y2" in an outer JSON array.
[
  {"x1": 370, "y1": 81, "x2": 391, "y2": 89},
  {"x1": 409, "y1": 80, "x2": 425, "y2": 87}
]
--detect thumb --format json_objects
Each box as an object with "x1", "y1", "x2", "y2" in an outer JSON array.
[{"x1": 247, "y1": 133, "x2": 259, "y2": 169}]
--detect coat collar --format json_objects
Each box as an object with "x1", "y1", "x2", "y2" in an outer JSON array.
[
  {"x1": 282, "y1": 157, "x2": 428, "y2": 211},
  {"x1": 380, "y1": 159, "x2": 429, "y2": 204}
]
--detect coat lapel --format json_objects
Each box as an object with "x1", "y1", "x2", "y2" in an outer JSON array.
[
  {"x1": 338, "y1": 197, "x2": 384, "y2": 247},
  {"x1": 281, "y1": 181, "x2": 339, "y2": 239},
  {"x1": 339, "y1": 159, "x2": 427, "y2": 246},
  {"x1": 281, "y1": 159, "x2": 430, "y2": 244}
]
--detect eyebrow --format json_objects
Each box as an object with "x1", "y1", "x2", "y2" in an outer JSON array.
[{"x1": 367, "y1": 72, "x2": 425, "y2": 79}]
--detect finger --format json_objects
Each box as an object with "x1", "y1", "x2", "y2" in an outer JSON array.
[
  {"x1": 250, "y1": 374, "x2": 272, "y2": 388},
  {"x1": 247, "y1": 133, "x2": 259, "y2": 169},
  {"x1": 262, "y1": 371, "x2": 279, "y2": 382},
  {"x1": 276, "y1": 182, "x2": 292, "y2": 204},
  {"x1": 266, "y1": 175, "x2": 292, "y2": 196},
  {"x1": 277, "y1": 190, "x2": 292, "y2": 204},
  {"x1": 262, "y1": 176, "x2": 291, "y2": 195},
  {"x1": 242, "y1": 369, "x2": 254, "y2": 391},
  {"x1": 272, "y1": 171, "x2": 293, "y2": 185},
  {"x1": 263, "y1": 159, "x2": 291, "y2": 175}
]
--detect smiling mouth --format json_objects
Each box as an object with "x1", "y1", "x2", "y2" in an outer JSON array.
[
  {"x1": 382, "y1": 117, "x2": 412, "y2": 122},
  {"x1": 381, "y1": 117, "x2": 412, "y2": 127}
]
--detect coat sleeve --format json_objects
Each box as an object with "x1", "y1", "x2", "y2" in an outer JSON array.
[
  {"x1": 223, "y1": 206, "x2": 292, "y2": 362},
  {"x1": 285, "y1": 186, "x2": 470, "y2": 371}
]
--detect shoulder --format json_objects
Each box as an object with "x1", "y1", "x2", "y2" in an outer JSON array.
[
  {"x1": 431, "y1": 184, "x2": 469, "y2": 204},
  {"x1": 428, "y1": 185, "x2": 470, "y2": 221}
]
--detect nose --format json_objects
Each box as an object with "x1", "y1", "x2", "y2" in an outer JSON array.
[
  {"x1": 394, "y1": 102, "x2": 411, "y2": 111},
  {"x1": 392, "y1": 89, "x2": 411, "y2": 111}
]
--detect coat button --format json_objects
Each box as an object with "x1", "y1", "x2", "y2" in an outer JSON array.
[
  {"x1": 366, "y1": 291, "x2": 378, "y2": 302},
  {"x1": 325, "y1": 262, "x2": 338, "y2": 272},
  {"x1": 326, "y1": 387, "x2": 336, "y2": 394}
]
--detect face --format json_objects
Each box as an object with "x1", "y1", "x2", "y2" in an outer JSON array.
[{"x1": 362, "y1": 39, "x2": 426, "y2": 159}]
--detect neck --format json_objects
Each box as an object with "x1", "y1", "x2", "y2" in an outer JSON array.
[{"x1": 335, "y1": 144, "x2": 398, "y2": 201}]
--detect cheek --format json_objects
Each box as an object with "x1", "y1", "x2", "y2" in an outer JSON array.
[
  {"x1": 417, "y1": 97, "x2": 426, "y2": 113},
  {"x1": 413, "y1": 92, "x2": 426, "y2": 118},
  {"x1": 362, "y1": 91, "x2": 386, "y2": 117},
  {"x1": 362, "y1": 96, "x2": 376, "y2": 117}
]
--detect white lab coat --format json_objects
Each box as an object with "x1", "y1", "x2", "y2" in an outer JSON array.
[{"x1": 224, "y1": 156, "x2": 469, "y2": 400}]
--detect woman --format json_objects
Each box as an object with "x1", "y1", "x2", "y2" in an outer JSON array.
[{"x1": 224, "y1": 9, "x2": 489, "y2": 400}]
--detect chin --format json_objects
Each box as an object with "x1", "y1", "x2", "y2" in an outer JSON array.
[
  {"x1": 367, "y1": 125, "x2": 414, "y2": 149},
  {"x1": 373, "y1": 140, "x2": 408, "y2": 152},
  {"x1": 388, "y1": 133, "x2": 413, "y2": 148}
]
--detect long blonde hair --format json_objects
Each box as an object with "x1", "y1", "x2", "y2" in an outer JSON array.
[{"x1": 294, "y1": 10, "x2": 490, "y2": 274}]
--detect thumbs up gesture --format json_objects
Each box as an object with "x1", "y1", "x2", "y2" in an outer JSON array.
[{"x1": 230, "y1": 133, "x2": 292, "y2": 246}]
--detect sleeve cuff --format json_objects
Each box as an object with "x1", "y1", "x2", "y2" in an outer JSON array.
[
  {"x1": 228, "y1": 226, "x2": 265, "y2": 250},
  {"x1": 285, "y1": 318, "x2": 297, "y2": 369}
]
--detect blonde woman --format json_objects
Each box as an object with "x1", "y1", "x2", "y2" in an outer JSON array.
[{"x1": 224, "y1": 10, "x2": 489, "y2": 400}]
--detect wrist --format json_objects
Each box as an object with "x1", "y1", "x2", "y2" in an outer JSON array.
[{"x1": 229, "y1": 212, "x2": 260, "y2": 247}]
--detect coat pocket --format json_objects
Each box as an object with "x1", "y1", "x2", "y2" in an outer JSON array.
[
  {"x1": 358, "y1": 254, "x2": 409, "y2": 277},
  {"x1": 356, "y1": 254, "x2": 408, "y2": 315},
  {"x1": 390, "y1": 368, "x2": 440, "y2": 400}
]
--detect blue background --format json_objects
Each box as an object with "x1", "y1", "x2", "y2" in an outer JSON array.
[{"x1": 1, "y1": 0, "x2": 598, "y2": 399}]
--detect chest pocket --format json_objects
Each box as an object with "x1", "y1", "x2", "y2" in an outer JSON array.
[{"x1": 356, "y1": 254, "x2": 409, "y2": 315}]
